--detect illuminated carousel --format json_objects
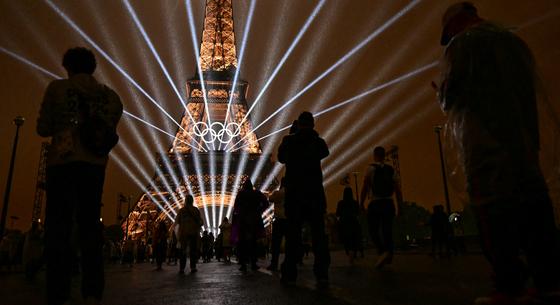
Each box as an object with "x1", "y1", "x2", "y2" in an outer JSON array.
[{"x1": 123, "y1": 0, "x2": 277, "y2": 240}]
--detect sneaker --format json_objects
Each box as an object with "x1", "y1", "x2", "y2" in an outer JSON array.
[
  {"x1": 190, "y1": 268, "x2": 198, "y2": 273},
  {"x1": 178, "y1": 270, "x2": 185, "y2": 275}
]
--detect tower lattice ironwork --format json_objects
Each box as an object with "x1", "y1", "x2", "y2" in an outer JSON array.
[
  {"x1": 123, "y1": 0, "x2": 277, "y2": 239},
  {"x1": 387, "y1": 145, "x2": 403, "y2": 203},
  {"x1": 31, "y1": 142, "x2": 49, "y2": 223}
]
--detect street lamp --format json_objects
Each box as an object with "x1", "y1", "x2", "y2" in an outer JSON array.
[
  {"x1": 434, "y1": 125, "x2": 452, "y2": 214},
  {"x1": 1, "y1": 116, "x2": 25, "y2": 238}
]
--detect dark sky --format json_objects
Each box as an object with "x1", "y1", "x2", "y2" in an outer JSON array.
[{"x1": 1, "y1": 0, "x2": 560, "y2": 231}]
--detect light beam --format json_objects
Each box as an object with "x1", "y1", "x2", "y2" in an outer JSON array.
[
  {"x1": 227, "y1": 0, "x2": 422, "y2": 150},
  {"x1": 44, "y1": 0, "x2": 188, "y2": 136},
  {"x1": 238, "y1": 0, "x2": 326, "y2": 128},
  {"x1": 0, "y1": 46, "x2": 62, "y2": 80},
  {"x1": 231, "y1": 61, "x2": 438, "y2": 153},
  {"x1": 123, "y1": 0, "x2": 204, "y2": 149},
  {"x1": 111, "y1": 153, "x2": 174, "y2": 220},
  {"x1": 220, "y1": 0, "x2": 256, "y2": 150}
]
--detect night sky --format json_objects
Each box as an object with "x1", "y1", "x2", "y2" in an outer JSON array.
[{"x1": 1, "y1": 0, "x2": 559, "y2": 231}]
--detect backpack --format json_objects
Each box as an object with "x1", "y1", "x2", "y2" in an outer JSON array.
[
  {"x1": 78, "y1": 85, "x2": 119, "y2": 156},
  {"x1": 371, "y1": 164, "x2": 395, "y2": 198}
]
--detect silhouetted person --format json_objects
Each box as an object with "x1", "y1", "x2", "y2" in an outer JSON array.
[
  {"x1": 267, "y1": 177, "x2": 288, "y2": 271},
  {"x1": 336, "y1": 187, "x2": 361, "y2": 262},
  {"x1": 201, "y1": 231, "x2": 211, "y2": 263},
  {"x1": 219, "y1": 217, "x2": 232, "y2": 263},
  {"x1": 122, "y1": 239, "x2": 134, "y2": 266},
  {"x1": 278, "y1": 111, "x2": 330, "y2": 284},
  {"x1": 450, "y1": 214, "x2": 466, "y2": 254},
  {"x1": 137, "y1": 242, "x2": 146, "y2": 263},
  {"x1": 167, "y1": 233, "x2": 178, "y2": 265},
  {"x1": 152, "y1": 221, "x2": 168, "y2": 270},
  {"x1": 174, "y1": 195, "x2": 202, "y2": 274},
  {"x1": 215, "y1": 232, "x2": 223, "y2": 262},
  {"x1": 22, "y1": 221, "x2": 44, "y2": 280},
  {"x1": 438, "y1": 3, "x2": 560, "y2": 304},
  {"x1": 301, "y1": 225, "x2": 311, "y2": 260},
  {"x1": 360, "y1": 146, "x2": 401, "y2": 269},
  {"x1": 208, "y1": 232, "x2": 215, "y2": 260},
  {"x1": 37, "y1": 47, "x2": 122, "y2": 305},
  {"x1": 429, "y1": 205, "x2": 449, "y2": 258},
  {"x1": 232, "y1": 180, "x2": 266, "y2": 272}
]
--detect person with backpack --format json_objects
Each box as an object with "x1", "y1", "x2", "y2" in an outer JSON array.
[
  {"x1": 174, "y1": 195, "x2": 202, "y2": 274},
  {"x1": 360, "y1": 146, "x2": 401, "y2": 269},
  {"x1": 37, "y1": 47, "x2": 122, "y2": 305}
]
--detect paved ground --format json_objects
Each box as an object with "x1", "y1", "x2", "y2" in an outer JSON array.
[{"x1": 0, "y1": 251, "x2": 493, "y2": 305}]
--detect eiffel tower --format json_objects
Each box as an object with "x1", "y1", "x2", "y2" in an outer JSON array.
[{"x1": 123, "y1": 0, "x2": 277, "y2": 239}]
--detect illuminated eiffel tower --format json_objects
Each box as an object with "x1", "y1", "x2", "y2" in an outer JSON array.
[{"x1": 124, "y1": 0, "x2": 277, "y2": 239}]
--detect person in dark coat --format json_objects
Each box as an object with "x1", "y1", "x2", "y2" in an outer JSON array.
[
  {"x1": 201, "y1": 231, "x2": 211, "y2": 263},
  {"x1": 23, "y1": 221, "x2": 44, "y2": 280},
  {"x1": 152, "y1": 221, "x2": 168, "y2": 270},
  {"x1": 232, "y1": 180, "x2": 266, "y2": 271},
  {"x1": 429, "y1": 205, "x2": 449, "y2": 258},
  {"x1": 336, "y1": 187, "x2": 361, "y2": 261},
  {"x1": 174, "y1": 195, "x2": 202, "y2": 274},
  {"x1": 219, "y1": 217, "x2": 232, "y2": 263},
  {"x1": 278, "y1": 111, "x2": 330, "y2": 284}
]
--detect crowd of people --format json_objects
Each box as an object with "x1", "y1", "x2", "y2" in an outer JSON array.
[{"x1": 1, "y1": 2, "x2": 558, "y2": 305}]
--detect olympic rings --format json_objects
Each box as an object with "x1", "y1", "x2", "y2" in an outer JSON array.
[{"x1": 193, "y1": 121, "x2": 241, "y2": 144}]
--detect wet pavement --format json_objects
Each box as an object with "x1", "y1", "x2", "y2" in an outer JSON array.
[{"x1": 1, "y1": 250, "x2": 493, "y2": 305}]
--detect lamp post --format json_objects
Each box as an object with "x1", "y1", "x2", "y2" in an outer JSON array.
[
  {"x1": 1, "y1": 116, "x2": 25, "y2": 238},
  {"x1": 434, "y1": 125, "x2": 452, "y2": 214}
]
